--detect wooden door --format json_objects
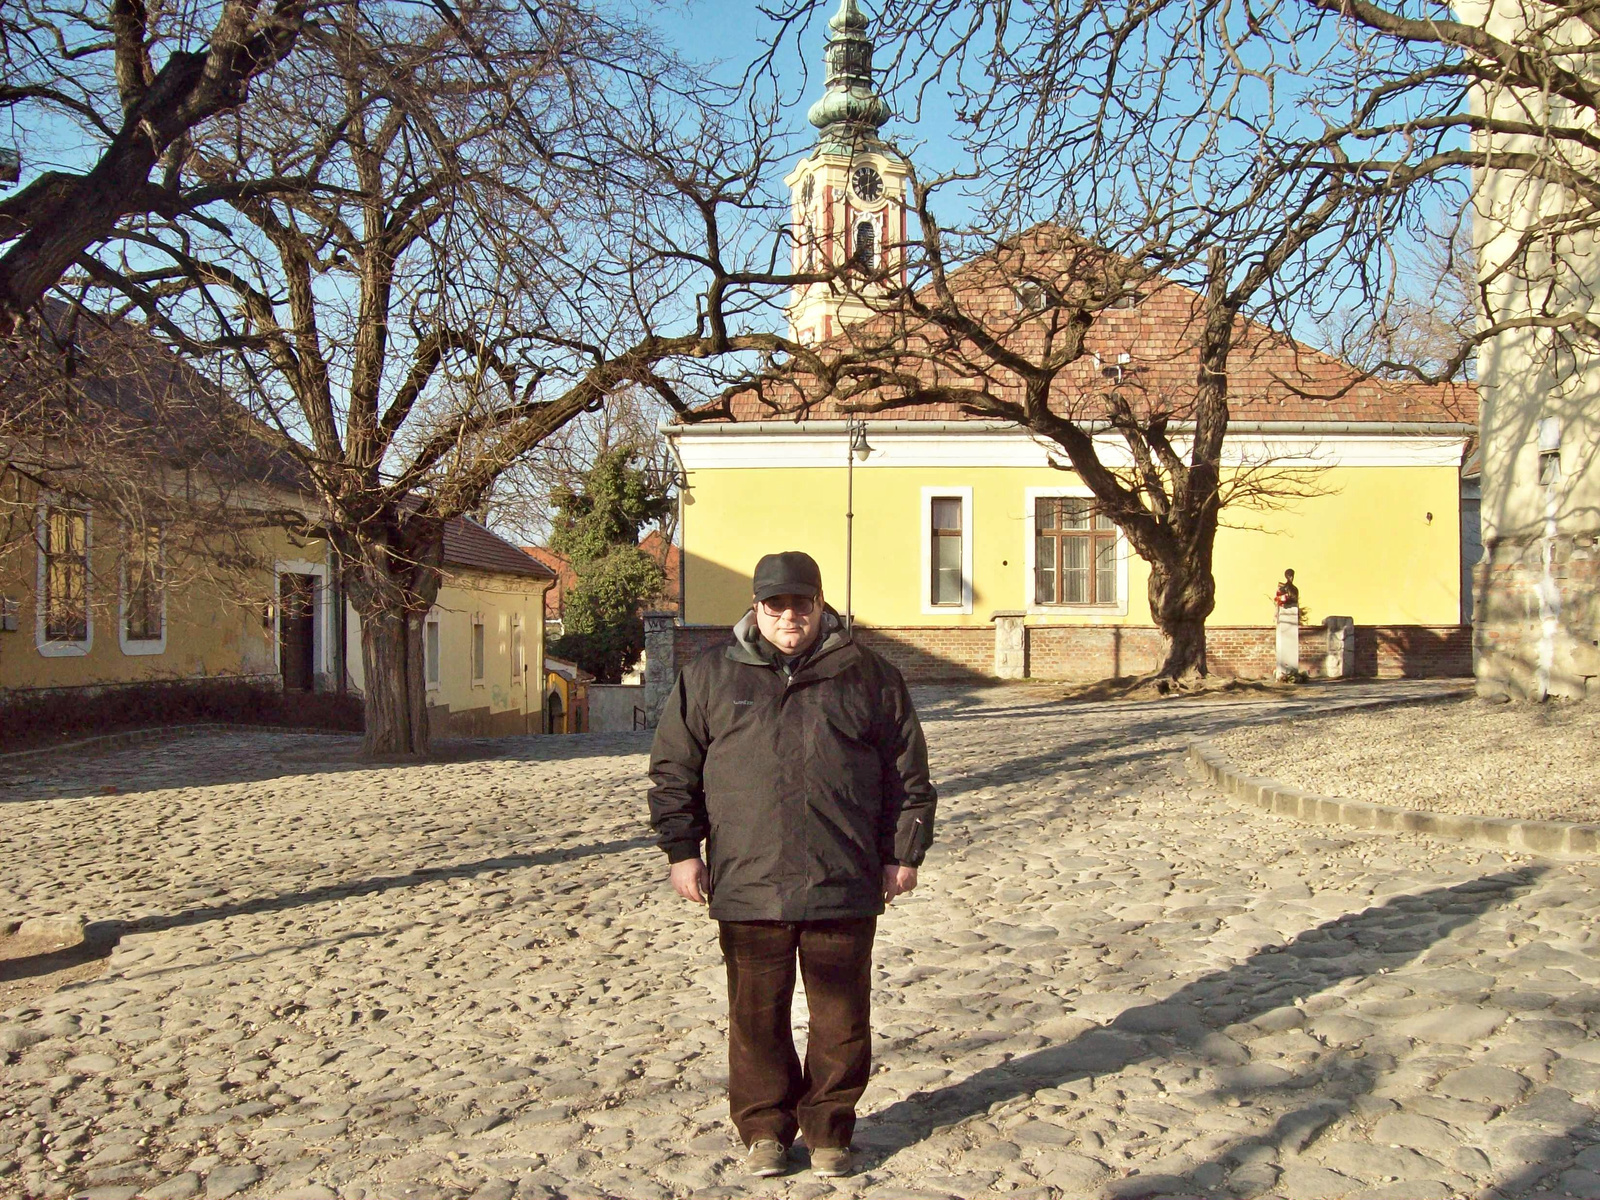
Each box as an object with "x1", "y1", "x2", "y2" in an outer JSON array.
[{"x1": 279, "y1": 574, "x2": 316, "y2": 692}]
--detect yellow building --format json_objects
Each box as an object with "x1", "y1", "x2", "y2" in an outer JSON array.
[
  {"x1": 659, "y1": 0, "x2": 1477, "y2": 686},
  {"x1": 671, "y1": 418, "x2": 1475, "y2": 681}
]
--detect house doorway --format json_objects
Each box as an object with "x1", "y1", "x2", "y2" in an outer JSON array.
[
  {"x1": 279, "y1": 573, "x2": 317, "y2": 692},
  {"x1": 547, "y1": 691, "x2": 565, "y2": 735}
]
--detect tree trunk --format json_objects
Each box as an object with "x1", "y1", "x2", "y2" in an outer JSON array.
[
  {"x1": 344, "y1": 521, "x2": 443, "y2": 757},
  {"x1": 1155, "y1": 612, "x2": 1208, "y2": 680},
  {"x1": 359, "y1": 604, "x2": 429, "y2": 757},
  {"x1": 1148, "y1": 553, "x2": 1215, "y2": 681}
]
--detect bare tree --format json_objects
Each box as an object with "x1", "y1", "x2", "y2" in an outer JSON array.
[
  {"x1": 1321, "y1": 224, "x2": 1481, "y2": 382},
  {"x1": 0, "y1": 0, "x2": 318, "y2": 329},
  {"x1": 68, "y1": 0, "x2": 821, "y2": 754}
]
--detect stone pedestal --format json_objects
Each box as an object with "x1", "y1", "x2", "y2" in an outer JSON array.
[
  {"x1": 1275, "y1": 606, "x2": 1300, "y2": 679},
  {"x1": 641, "y1": 611, "x2": 678, "y2": 728},
  {"x1": 991, "y1": 611, "x2": 1027, "y2": 679},
  {"x1": 1323, "y1": 616, "x2": 1355, "y2": 679}
]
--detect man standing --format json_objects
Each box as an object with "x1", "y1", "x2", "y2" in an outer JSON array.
[{"x1": 648, "y1": 550, "x2": 937, "y2": 1179}]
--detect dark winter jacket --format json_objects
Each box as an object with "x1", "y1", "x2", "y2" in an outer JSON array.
[{"x1": 647, "y1": 607, "x2": 937, "y2": 922}]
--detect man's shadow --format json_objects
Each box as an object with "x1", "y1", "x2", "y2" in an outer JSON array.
[{"x1": 856, "y1": 867, "x2": 1548, "y2": 1174}]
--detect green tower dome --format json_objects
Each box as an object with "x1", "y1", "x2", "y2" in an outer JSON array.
[{"x1": 806, "y1": 0, "x2": 892, "y2": 150}]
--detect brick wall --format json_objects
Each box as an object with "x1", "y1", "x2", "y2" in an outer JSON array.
[
  {"x1": 1359, "y1": 625, "x2": 1474, "y2": 678},
  {"x1": 1026, "y1": 625, "x2": 1167, "y2": 678},
  {"x1": 853, "y1": 627, "x2": 992, "y2": 682},
  {"x1": 673, "y1": 625, "x2": 736, "y2": 672},
  {"x1": 668, "y1": 623, "x2": 990, "y2": 682},
  {"x1": 662, "y1": 621, "x2": 1471, "y2": 683}
]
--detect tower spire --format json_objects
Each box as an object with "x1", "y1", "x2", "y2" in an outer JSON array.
[{"x1": 806, "y1": 0, "x2": 892, "y2": 151}]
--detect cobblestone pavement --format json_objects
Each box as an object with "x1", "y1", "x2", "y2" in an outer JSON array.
[{"x1": 2, "y1": 681, "x2": 1598, "y2": 1200}]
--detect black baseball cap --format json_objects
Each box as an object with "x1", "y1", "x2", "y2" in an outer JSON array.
[{"x1": 752, "y1": 551, "x2": 823, "y2": 602}]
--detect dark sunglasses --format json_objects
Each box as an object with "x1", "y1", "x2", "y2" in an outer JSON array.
[{"x1": 758, "y1": 597, "x2": 816, "y2": 617}]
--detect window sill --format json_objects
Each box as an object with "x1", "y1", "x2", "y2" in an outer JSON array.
[
  {"x1": 120, "y1": 636, "x2": 166, "y2": 656},
  {"x1": 37, "y1": 637, "x2": 92, "y2": 657},
  {"x1": 1026, "y1": 603, "x2": 1128, "y2": 618}
]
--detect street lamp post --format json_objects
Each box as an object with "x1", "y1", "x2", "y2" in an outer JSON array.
[{"x1": 845, "y1": 416, "x2": 873, "y2": 631}]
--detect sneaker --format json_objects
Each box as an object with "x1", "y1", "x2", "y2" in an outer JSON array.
[
  {"x1": 811, "y1": 1146, "x2": 854, "y2": 1177},
  {"x1": 745, "y1": 1139, "x2": 789, "y2": 1177}
]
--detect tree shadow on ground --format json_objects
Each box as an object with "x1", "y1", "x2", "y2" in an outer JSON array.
[
  {"x1": 926, "y1": 684, "x2": 1464, "y2": 802},
  {"x1": 0, "y1": 729, "x2": 654, "y2": 803},
  {"x1": 0, "y1": 835, "x2": 655, "y2": 985},
  {"x1": 858, "y1": 867, "x2": 1547, "y2": 1184}
]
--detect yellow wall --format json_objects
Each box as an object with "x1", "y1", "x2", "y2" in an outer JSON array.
[
  {"x1": 0, "y1": 490, "x2": 322, "y2": 691},
  {"x1": 681, "y1": 464, "x2": 1464, "y2": 628}
]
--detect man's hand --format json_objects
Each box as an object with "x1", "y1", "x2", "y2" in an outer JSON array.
[
  {"x1": 670, "y1": 857, "x2": 710, "y2": 904},
  {"x1": 882, "y1": 865, "x2": 918, "y2": 904}
]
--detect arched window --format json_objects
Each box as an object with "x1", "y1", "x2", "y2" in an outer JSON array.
[{"x1": 853, "y1": 221, "x2": 876, "y2": 270}]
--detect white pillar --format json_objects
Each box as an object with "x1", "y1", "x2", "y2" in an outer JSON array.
[
  {"x1": 1275, "y1": 606, "x2": 1300, "y2": 680},
  {"x1": 1323, "y1": 616, "x2": 1355, "y2": 679},
  {"x1": 992, "y1": 610, "x2": 1027, "y2": 679}
]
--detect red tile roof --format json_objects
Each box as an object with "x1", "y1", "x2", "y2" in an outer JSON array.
[{"x1": 711, "y1": 229, "x2": 1476, "y2": 427}]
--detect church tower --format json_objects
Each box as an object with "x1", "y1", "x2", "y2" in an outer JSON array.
[{"x1": 784, "y1": 0, "x2": 911, "y2": 345}]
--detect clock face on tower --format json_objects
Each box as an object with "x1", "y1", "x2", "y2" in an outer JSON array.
[{"x1": 851, "y1": 166, "x2": 884, "y2": 203}]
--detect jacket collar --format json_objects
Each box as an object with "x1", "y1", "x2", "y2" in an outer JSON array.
[{"x1": 727, "y1": 605, "x2": 854, "y2": 673}]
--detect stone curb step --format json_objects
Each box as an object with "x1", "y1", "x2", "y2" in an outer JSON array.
[
  {"x1": 1188, "y1": 736, "x2": 1600, "y2": 858},
  {"x1": 0, "y1": 722, "x2": 357, "y2": 767}
]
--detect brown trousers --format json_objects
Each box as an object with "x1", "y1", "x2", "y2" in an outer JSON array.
[{"x1": 717, "y1": 917, "x2": 876, "y2": 1150}]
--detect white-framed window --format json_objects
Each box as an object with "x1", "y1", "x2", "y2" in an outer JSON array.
[
  {"x1": 1024, "y1": 487, "x2": 1128, "y2": 615},
  {"x1": 120, "y1": 524, "x2": 165, "y2": 655},
  {"x1": 425, "y1": 614, "x2": 441, "y2": 691},
  {"x1": 920, "y1": 487, "x2": 973, "y2": 615},
  {"x1": 35, "y1": 498, "x2": 92, "y2": 656},
  {"x1": 471, "y1": 613, "x2": 486, "y2": 685}
]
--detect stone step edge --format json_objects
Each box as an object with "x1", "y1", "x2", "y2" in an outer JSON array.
[
  {"x1": 0, "y1": 721, "x2": 357, "y2": 767},
  {"x1": 1188, "y1": 737, "x2": 1599, "y2": 858}
]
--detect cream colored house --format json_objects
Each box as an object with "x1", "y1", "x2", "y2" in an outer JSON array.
[
  {"x1": 343, "y1": 518, "x2": 554, "y2": 736},
  {"x1": 1465, "y1": 0, "x2": 1600, "y2": 700}
]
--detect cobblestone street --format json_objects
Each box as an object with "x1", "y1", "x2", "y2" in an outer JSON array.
[{"x1": 3, "y1": 682, "x2": 1598, "y2": 1200}]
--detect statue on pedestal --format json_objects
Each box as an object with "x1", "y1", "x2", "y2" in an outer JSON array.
[{"x1": 1273, "y1": 569, "x2": 1300, "y2": 611}]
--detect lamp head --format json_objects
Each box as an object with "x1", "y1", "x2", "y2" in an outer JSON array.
[{"x1": 849, "y1": 422, "x2": 873, "y2": 461}]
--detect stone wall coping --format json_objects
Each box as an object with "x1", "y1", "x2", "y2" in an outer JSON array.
[
  {"x1": 1189, "y1": 699, "x2": 1596, "y2": 857},
  {"x1": 0, "y1": 722, "x2": 357, "y2": 768},
  {"x1": 989, "y1": 610, "x2": 1028, "y2": 620}
]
